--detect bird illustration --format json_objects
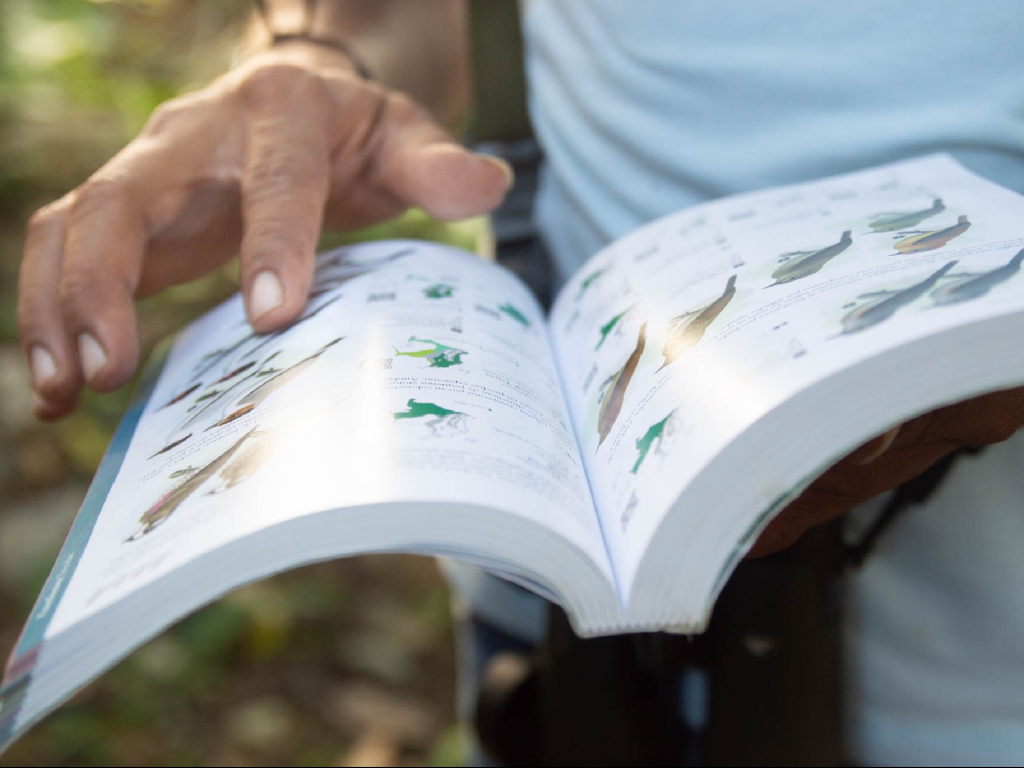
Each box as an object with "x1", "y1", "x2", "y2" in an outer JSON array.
[
  {"x1": 893, "y1": 215, "x2": 970, "y2": 255},
  {"x1": 127, "y1": 430, "x2": 258, "y2": 541},
  {"x1": 596, "y1": 322, "x2": 648, "y2": 448},
  {"x1": 929, "y1": 248, "x2": 1024, "y2": 306},
  {"x1": 596, "y1": 305, "x2": 636, "y2": 350},
  {"x1": 235, "y1": 338, "x2": 343, "y2": 410},
  {"x1": 839, "y1": 262, "x2": 957, "y2": 335},
  {"x1": 658, "y1": 276, "x2": 736, "y2": 371},
  {"x1": 206, "y1": 431, "x2": 275, "y2": 495},
  {"x1": 394, "y1": 399, "x2": 471, "y2": 437},
  {"x1": 394, "y1": 337, "x2": 467, "y2": 368},
  {"x1": 631, "y1": 410, "x2": 676, "y2": 474},
  {"x1": 770, "y1": 231, "x2": 853, "y2": 285},
  {"x1": 868, "y1": 198, "x2": 945, "y2": 233}
]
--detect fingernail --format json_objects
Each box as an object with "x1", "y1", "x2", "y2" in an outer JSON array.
[
  {"x1": 483, "y1": 156, "x2": 515, "y2": 191},
  {"x1": 78, "y1": 333, "x2": 107, "y2": 383},
  {"x1": 858, "y1": 425, "x2": 902, "y2": 465},
  {"x1": 250, "y1": 270, "x2": 284, "y2": 321},
  {"x1": 30, "y1": 345, "x2": 57, "y2": 385}
]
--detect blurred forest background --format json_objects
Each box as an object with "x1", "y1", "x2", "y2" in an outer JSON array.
[{"x1": 0, "y1": 1, "x2": 485, "y2": 765}]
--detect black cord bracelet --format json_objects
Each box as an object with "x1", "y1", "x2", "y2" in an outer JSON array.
[
  {"x1": 253, "y1": 0, "x2": 373, "y2": 80},
  {"x1": 269, "y1": 33, "x2": 374, "y2": 80}
]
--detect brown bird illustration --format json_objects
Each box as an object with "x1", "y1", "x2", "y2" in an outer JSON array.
[
  {"x1": 658, "y1": 275, "x2": 736, "y2": 371},
  {"x1": 597, "y1": 322, "x2": 648, "y2": 448},
  {"x1": 894, "y1": 215, "x2": 971, "y2": 254},
  {"x1": 127, "y1": 430, "x2": 257, "y2": 541}
]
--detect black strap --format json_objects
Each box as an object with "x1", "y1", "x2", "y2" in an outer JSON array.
[
  {"x1": 252, "y1": 0, "x2": 373, "y2": 80},
  {"x1": 845, "y1": 446, "x2": 984, "y2": 567}
]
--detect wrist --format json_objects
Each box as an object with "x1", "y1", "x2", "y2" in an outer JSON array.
[
  {"x1": 268, "y1": 33, "x2": 373, "y2": 79},
  {"x1": 234, "y1": 34, "x2": 365, "y2": 84},
  {"x1": 250, "y1": 0, "x2": 372, "y2": 80}
]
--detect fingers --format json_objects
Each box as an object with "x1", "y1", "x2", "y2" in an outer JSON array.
[
  {"x1": 16, "y1": 69, "x2": 512, "y2": 428},
  {"x1": 59, "y1": 181, "x2": 146, "y2": 394},
  {"x1": 748, "y1": 424, "x2": 960, "y2": 559},
  {"x1": 928, "y1": 386, "x2": 1024, "y2": 446},
  {"x1": 239, "y1": 106, "x2": 331, "y2": 333},
  {"x1": 374, "y1": 93, "x2": 513, "y2": 221},
  {"x1": 18, "y1": 196, "x2": 81, "y2": 419},
  {"x1": 18, "y1": 180, "x2": 147, "y2": 419}
]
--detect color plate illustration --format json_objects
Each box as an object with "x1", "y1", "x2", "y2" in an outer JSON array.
[
  {"x1": 770, "y1": 231, "x2": 852, "y2": 286},
  {"x1": 658, "y1": 275, "x2": 736, "y2": 370}
]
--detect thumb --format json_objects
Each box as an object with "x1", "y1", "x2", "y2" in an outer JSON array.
[
  {"x1": 852, "y1": 424, "x2": 903, "y2": 465},
  {"x1": 375, "y1": 94, "x2": 513, "y2": 221}
]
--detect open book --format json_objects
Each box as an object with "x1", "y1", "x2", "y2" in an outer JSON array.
[{"x1": 6, "y1": 154, "x2": 1024, "y2": 749}]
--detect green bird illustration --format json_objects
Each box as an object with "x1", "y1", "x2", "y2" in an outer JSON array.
[
  {"x1": 631, "y1": 410, "x2": 675, "y2": 473},
  {"x1": 868, "y1": 198, "x2": 945, "y2": 233},
  {"x1": 394, "y1": 337, "x2": 468, "y2": 368},
  {"x1": 498, "y1": 302, "x2": 530, "y2": 328},
  {"x1": 394, "y1": 399, "x2": 464, "y2": 420},
  {"x1": 770, "y1": 231, "x2": 852, "y2": 286},
  {"x1": 576, "y1": 268, "x2": 607, "y2": 300},
  {"x1": 596, "y1": 306, "x2": 635, "y2": 350},
  {"x1": 393, "y1": 399, "x2": 470, "y2": 437},
  {"x1": 424, "y1": 283, "x2": 455, "y2": 299}
]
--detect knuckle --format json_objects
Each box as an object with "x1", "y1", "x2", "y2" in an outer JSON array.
[
  {"x1": 15, "y1": 296, "x2": 43, "y2": 341},
  {"x1": 979, "y1": 417, "x2": 1019, "y2": 444},
  {"x1": 246, "y1": 158, "x2": 324, "y2": 201},
  {"x1": 239, "y1": 63, "x2": 328, "y2": 109},
  {"x1": 246, "y1": 150, "x2": 305, "y2": 189},
  {"x1": 26, "y1": 201, "x2": 62, "y2": 234},
  {"x1": 244, "y1": 226, "x2": 312, "y2": 264},
  {"x1": 69, "y1": 177, "x2": 127, "y2": 223},
  {"x1": 143, "y1": 96, "x2": 191, "y2": 136},
  {"x1": 386, "y1": 91, "x2": 427, "y2": 124},
  {"x1": 58, "y1": 267, "x2": 99, "y2": 317}
]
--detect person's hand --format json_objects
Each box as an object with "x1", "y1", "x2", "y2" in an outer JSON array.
[
  {"x1": 18, "y1": 41, "x2": 512, "y2": 420},
  {"x1": 748, "y1": 386, "x2": 1024, "y2": 558}
]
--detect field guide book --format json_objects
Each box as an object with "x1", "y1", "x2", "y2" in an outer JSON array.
[{"x1": 6, "y1": 154, "x2": 1024, "y2": 749}]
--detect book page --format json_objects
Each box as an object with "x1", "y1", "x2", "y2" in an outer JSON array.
[
  {"x1": 49, "y1": 241, "x2": 607, "y2": 636},
  {"x1": 550, "y1": 155, "x2": 1024, "y2": 590}
]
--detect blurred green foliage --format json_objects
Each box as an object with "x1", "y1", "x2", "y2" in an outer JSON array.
[
  {"x1": 0, "y1": 0, "x2": 252, "y2": 444},
  {"x1": 0, "y1": 0, "x2": 487, "y2": 473},
  {"x1": 0, "y1": 0, "x2": 248, "y2": 207},
  {"x1": 0, "y1": 2, "x2": 474, "y2": 765}
]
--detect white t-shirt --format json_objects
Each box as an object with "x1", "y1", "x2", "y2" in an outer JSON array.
[
  {"x1": 847, "y1": 435, "x2": 1024, "y2": 766},
  {"x1": 520, "y1": 1, "x2": 1024, "y2": 763}
]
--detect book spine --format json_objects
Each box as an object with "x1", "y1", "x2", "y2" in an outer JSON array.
[{"x1": 0, "y1": 341, "x2": 171, "y2": 747}]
